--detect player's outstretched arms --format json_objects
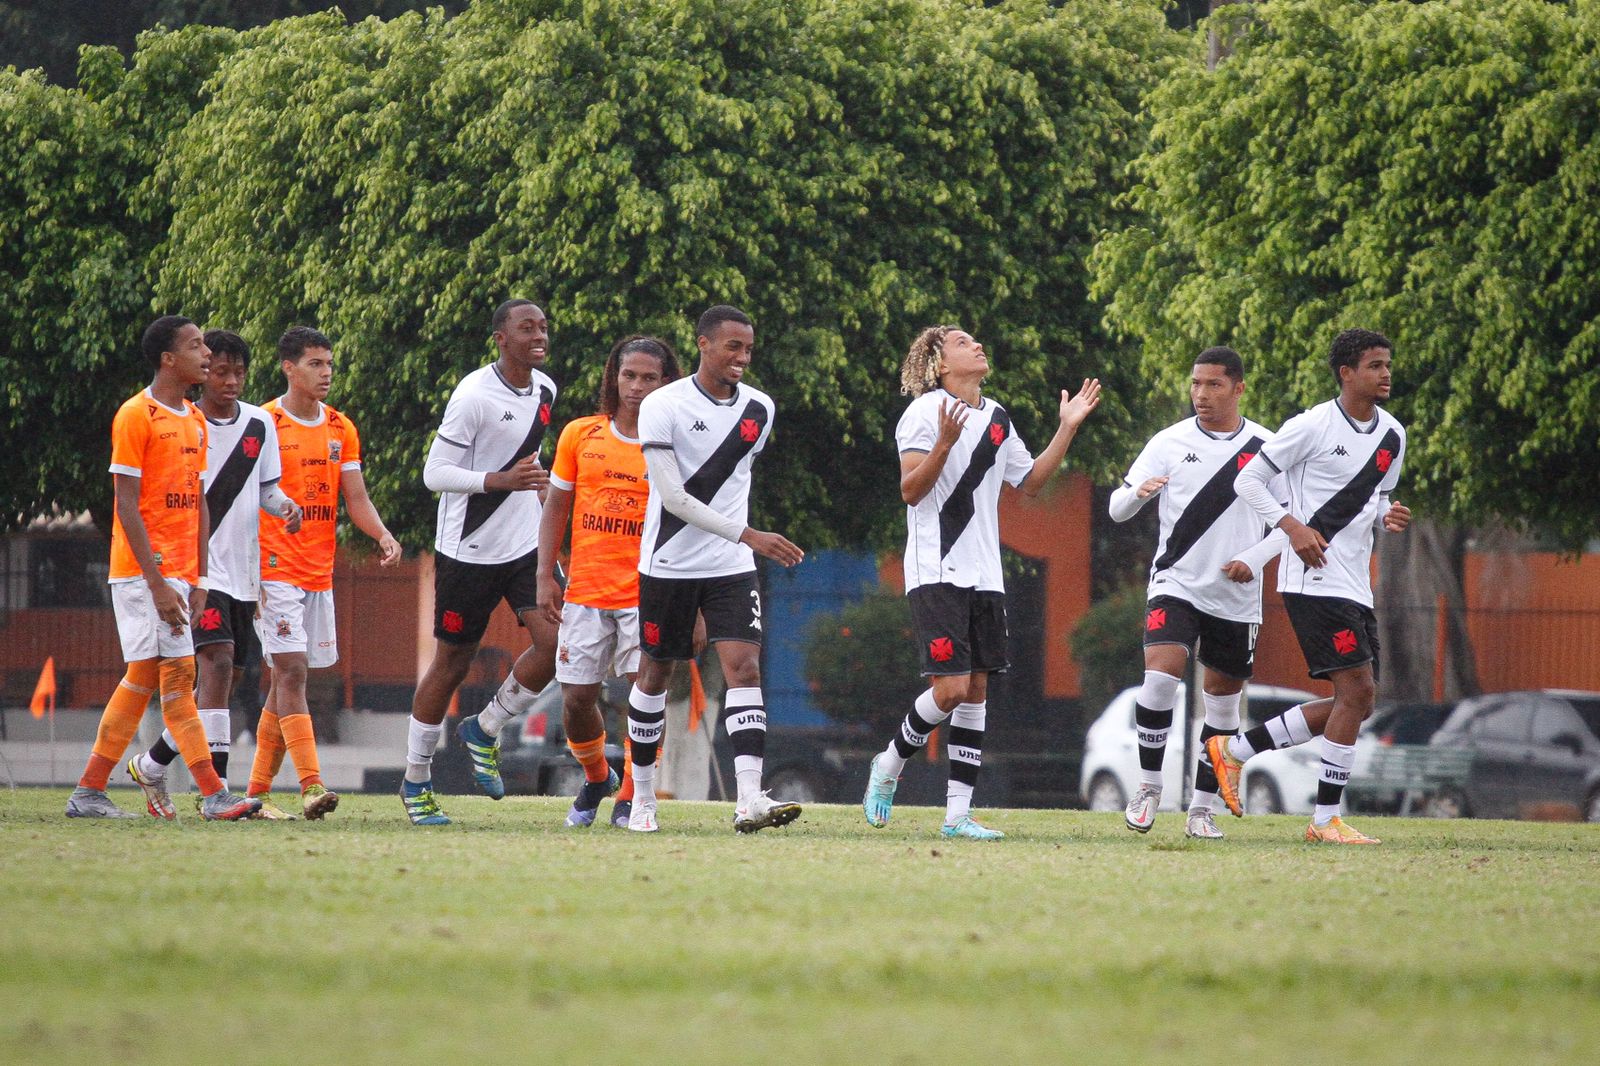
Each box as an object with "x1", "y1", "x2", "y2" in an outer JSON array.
[
  {"x1": 1020, "y1": 378, "x2": 1101, "y2": 496},
  {"x1": 1108, "y1": 476, "x2": 1168, "y2": 522}
]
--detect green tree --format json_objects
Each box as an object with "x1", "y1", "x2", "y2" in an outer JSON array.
[
  {"x1": 1067, "y1": 583, "x2": 1147, "y2": 712},
  {"x1": 804, "y1": 589, "x2": 923, "y2": 734},
  {"x1": 1091, "y1": 0, "x2": 1600, "y2": 547}
]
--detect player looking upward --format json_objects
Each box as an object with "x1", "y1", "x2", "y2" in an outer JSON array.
[
  {"x1": 625, "y1": 305, "x2": 805, "y2": 833},
  {"x1": 126, "y1": 330, "x2": 303, "y2": 818},
  {"x1": 401, "y1": 299, "x2": 559, "y2": 824},
  {"x1": 65, "y1": 316, "x2": 259, "y2": 821},
  {"x1": 537, "y1": 335, "x2": 682, "y2": 828},
  {"x1": 245, "y1": 326, "x2": 400, "y2": 819},
  {"x1": 863, "y1": 326, "x2": 1100, "y2": 839},
  {"x1": 1212, "y1": 328, "x2": 1411, "y2": 845}
]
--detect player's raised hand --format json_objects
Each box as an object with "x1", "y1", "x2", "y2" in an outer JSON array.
[
  {"x1": 741, "y1": 529, "x2": 804, "y2": 568},
  {"x1": 935, "y1": 397, "x2": 970, "y2": 450},
  {"x1": 536, "y1": 572, "x2": 564, "y2": 627},
  {"x1": 1221, "y1": 560, "x2": 1255, "y2": 583},
  {"x1": 376, "y1": 532, "x2": 402, "y2": 566},
  {"x1": 280, "y1": 498, "x2": 304, "y2": 535},
  {"x1": 1060, "y1": 378, "x2": 1102, "y2": 430},
  {"x1": 1136, "y1": 476, "x2": 1169, "y2": 500},
  {"x1": 487, "y1": 453, "x2": 546, "y2": 492},
  {"x1": 1383, "y1": 501, "x2": 1412, "y2": 533}
]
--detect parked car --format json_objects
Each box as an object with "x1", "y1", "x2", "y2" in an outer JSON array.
[
  {"x1": 1346, "y1": 700, "x2": 1456, "y2": 814},
  {"x1": 1425, "y1": 689, "x2": 1600, "y2": 821},
  {"x1": 1080, "y1": 683, "x2": 1333, "y2": 815},
  {"x1": 494, "y1": 678, "x2": 629, "y2": 796}
]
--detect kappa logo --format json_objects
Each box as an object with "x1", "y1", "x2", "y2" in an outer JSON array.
[
  {"x1": 690, "y1": 421, "x2": 708, "y2": 432},
  {"x1": 928, "y1": 636, "x2": 954, "y2": 663},
  {"x1": 500, "y1": 410, "x2": 517, "y2": 422},
  {"x1": 989, "y1": 423, "x2": 1005, "y2": 446},
  {"x1": 1182, "y1": 453, "x2": 1200, "y2": 463},
  {"x1": 1332, "y1": 629, "x2": 1358, "y2": 655},
  {"x1": 197, "y1": 607, "x2": 223, "y2": 631},
  {"x1": 1146, "y1": 607, "x2": 1167, "y2": 631},
  {"x1": 1237, "y1": 452, "x2": 1255, "y2": 470},
  {"x1": 643, "y1": 621, "x2": 661, "y2": 646},
  {"x1": 740, "y1": 418, "x2": 760, "y2": 443},
  {"x1": 1375, "y1": 448, "x2": 1393, "y2": 473},
  {"x1": 241, "y1": 436, "x2": 261, "y2": 459},
  {"x1": 441, "y1": 610, "x2": 464, "y2": 634},
  {"x1": 1332, "y1": 445, "x2": 1349, "y2": 457}
]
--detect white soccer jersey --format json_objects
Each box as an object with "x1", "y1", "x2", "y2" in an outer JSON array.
[
  {"x1": 202, "y1": 401, "x2": 281, "y2": 601},
  {"x1": 1253, "y1": 399, "x2": 1406, "y2": 607},
  {"x1": 432, "y1": 363, "x2": 558, "y2": 564},
  {"x1": 637, "y1": 376, "x2": 774, "y2": 579},
  {"x1": 1116, "y1": 417, "x2": 1282, "y2": 622},
  {"x1": 897, "y1": 389, "x2": 1034, "y2": 593}
]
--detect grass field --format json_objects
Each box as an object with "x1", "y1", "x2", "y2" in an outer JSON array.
[{"x1": 3, "y1": 788, "x2": 1597, "y2": 1066}]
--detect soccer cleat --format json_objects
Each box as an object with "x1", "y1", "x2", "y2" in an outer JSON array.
[
  {"x1": 940, "y1": 816, "x2": 1005, "y2": 841},
  {"x1": 1185, "y1": 807, "x2": 1225, "y2": 840},
  {"x1": 626, "y1": 798, "x2": 658, "y2": 833},
  {"x1": 1124, "y1": 785, "x2": 1161, "y2": 833},
  {"x1": 247, "y1": 793, "x2": 297, "y2": 820},
  {"x1": 1305, "y1": 816, "x2": 1381, "y2": 845},
  {"x1": 402, "y1": 781, "x2": 451, "y2": 826},
  {"x1": 734, "y1": 791, "x2": 802, "y2": 833},
  {"x1": 566, "y1": 767, "x2": 621, "y2": 828},
  {"x1": 126, "y1": 756, "x2": 177, "y2": 820},
  {"x1": 64, "y1": 786, "x2": 140, "y2": 819},
  {"x1": 200, "y1": 789, "x2": 262, "y2": 821},
  {"x1": 862, "y1": 753, "x2": 899, "y2": 828},
  {"x1": 1206, "y1": 735, "x2": 1245, "y2": 817},
  {"x1": 610, "y1": 799, "x2": 632, "y2": 828},
  {"x1": 301, "y1": 783, "x2": 340, "y2": 820},
  {"x1": 456, "y1": 715, "x2": 505, "y2": 800}
]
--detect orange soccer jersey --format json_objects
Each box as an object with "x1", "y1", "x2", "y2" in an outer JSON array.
[
  {"x1": 551, "y1": 415, "x2": 649, "y2": 609},
  {"x1": 108, "y1": 390, "x2": 208, "y2": 583},
  {"x1": 259, "y1": 398, "x2": 361, "y2": 592}
]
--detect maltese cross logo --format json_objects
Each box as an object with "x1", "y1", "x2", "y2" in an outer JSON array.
[
  {"x1": 441, "y1": 611, "x2": 464, "y2": 634},
  {"x1": 539, "y1": 403, "x2": 552, "y2": 424},
  {"x1": 928, "y1": 636, "x2": 954, "y2": 663},
  {"x1": 1237, "y1": 452, "x2": 1255, "y2": 470},
  {"x1": 643, "y1": 621, "x2": 661, "y2": 646},
  {"x1": 241, "y1": 436, "x2": 261, "y2": 459},
  {"x1": 197, "y1": 608, "x2": 223, "y2": 630},
  {"x1": 1332, "y1": 629, "x2": 1358, "y2": 655},
  {"x1": 989, "y1": 423, "x2": 1005, "y2": 446},
  {"x1": 1375, "y1": 449, "x2": 1393, "y2": 473},
  {"x1": 1146, "y1": 608, "x2": 1167, "y2": 632},
  {"x1": 740, "y1": 418, "x2": 760, "y2": 443}
]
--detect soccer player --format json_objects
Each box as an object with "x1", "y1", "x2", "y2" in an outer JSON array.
[
  {"x1": 863, "y1": 326, "x2": 1101, "y2": 839},
  {"x1": 1107, "y1": 346, "x2": 1285, "y2": 840},
  {"x1": 245, "y1": 326, "x2": 400, "y2": 820},
  {"x1": 625, "y1": 305, "x2": 804, "y2": 834},
  {"x1": 537, "y1": 335, "x2": 681, "y2": 828},
  {"x1": 1209, "y1": 328, "x2": 1411, "y2": 845},
  {"x1": 126, "y1": 330, "x2": 303, "y2": 819},
  {"x1": 400, "y1": 299, "x2": 559, "y2": 825},
  {"x1": 65, "y1": 316, "x2": 260, "y2": 820}
]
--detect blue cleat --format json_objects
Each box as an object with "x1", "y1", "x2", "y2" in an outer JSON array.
[
  {"x1": 940, "y1": 816, "x2": 1005, "y2": 841},
  {"x1": 863, "y1": 753, "x2": 899, "y2": 828},
  {"x1": 401, "y1": 780, "x2": 451, "y2": 826},
  {"x1": 456, "y1": 714, "x2": 505, "y2": 800},
  {"x1": 565, "y1": 767, "x2": 621, "y2": 828},
  {"x1": 610, "y1": 799, "x2": 632, "y2": 828}
]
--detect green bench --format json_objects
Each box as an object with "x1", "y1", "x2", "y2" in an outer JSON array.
[{"x1": 1347, "y1": 744, "x2": 1474, "y2": 816}]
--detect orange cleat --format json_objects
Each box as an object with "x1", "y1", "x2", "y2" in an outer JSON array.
[
  {"x1": 1304, "y1": 817, "x2": 1381, "y2": 845},
  {"x1": 1206, "y1": 735, "x2": 1245, "y2": 817}
]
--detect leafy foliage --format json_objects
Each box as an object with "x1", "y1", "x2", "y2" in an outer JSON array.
[
  {"x1": 804, "y1": 589, "x2": 923, "y2": 733},
  {"x1": 1067, "y1": 582, "x2": 1147, "y2": 712},
  {"x1": 1091, "y1": 0, "x2": 1600, "y2": 546}
]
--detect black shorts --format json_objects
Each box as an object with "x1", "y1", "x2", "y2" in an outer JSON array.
[
  {"x1": 191, "y1": 589, "x2": 260, "y2": 669},
  {"x1": 638, "y1": 571, "x2": 762, "y2": 661},
  {"x1": 908, "y1": 583, "x2": 1009, "y2": 677},
  {"x1": 1282, "y1": 592, "x2": 1381, "y2": 681},
  {"x1": 434, "y1": 549, "x2": 540, "y2": 645},
  {"x1": 1142, "y1": 595, "x2": 1257, "y2": 680}
]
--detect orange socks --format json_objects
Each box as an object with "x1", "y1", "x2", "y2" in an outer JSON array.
[
  {"x1": 567, "y1": 735, "x2": 611, "y2": 784},
  {"x1": 278, "y1": 713, "x2": 323, "y2": 790},
  {"x1": 248, "y1": 709, "x2": 286, "y2": 797},
  {"x1": 158, "y1": 657, "x2": 223, "y2": 795},
  {"x1": 79, "y1": 661, "x2": 160, "y2": 790}
]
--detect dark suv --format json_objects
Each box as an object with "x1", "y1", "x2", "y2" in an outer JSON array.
[{"x1": 1427, "y1": 689, "x2": 1600, "y2": 821}]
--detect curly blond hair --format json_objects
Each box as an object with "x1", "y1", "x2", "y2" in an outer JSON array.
[{"x1": 900, "y1": 324, "x2": 959, "y2": 397}]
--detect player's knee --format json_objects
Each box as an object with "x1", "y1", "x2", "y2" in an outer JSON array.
[
  {"x1": 196, "y1": 643, "x2": 232, "y2": 671},
  {"x1": 1337, "y1": 671, "x2": 1376, "y2": 712},
  {"x1": 929, "y1": 675, "x2": 969, "y2": 712},
  {"x1": 159, "y1": 656, "x2": 196, "y2": 696},
  {"x1": 125, "y1": 659, "x2": 161, "y2": 690},
  {"x1": 721, "y1": 656, "x2": 761, "y2": 690}
]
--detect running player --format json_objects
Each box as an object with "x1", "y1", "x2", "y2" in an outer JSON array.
[
  {"x1": 863, "y1": 326, "x2": 1100, "y2": 839},
  {"x1": 400, "y1": 299, "x2": 559, "y2": 825},
  {"x1": 245, "y1": 326, "x2": 400, "y2": 820},
  {"x1": 625, "y1": 305, "x2": 804, "y2": 834},
  {"x1": 65, "y1": 316, "x2": 259, "y2": 820},
  {"x1": 537, "y1": 335, "x2": 681, "y2": 828},
  {"x1": 126, "y1": 330, "x2": 303, "y2": 818},
  {"x1": 1107, "y1": 346, "x2": 1286, "y2": 840},
  {"x1": 1210, "y1": 328, "x2": 1410, "y2": 845}
]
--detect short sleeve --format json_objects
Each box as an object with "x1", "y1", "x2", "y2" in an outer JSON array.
[
  {"x1": 258, "y1": 416, "x2": 283, "y2": 484},
  {"x1": 550, "y1": 420, "x2": 582, "y2": 490},
  {"x1": 341, "y1": 415, "x2": 362, "y2": 471},
  {"x1": 638, "y1": 390, "x2": 675, "y2": 449},
  {"x1": 1001, "y1": 423, "x2": 1032, "y2": 488},
  {"x1": 895, "y1": 397, "x2": 936, "y2": 454},
  {"x1": 109, "y1": 403, "x2": 148, "y2": 477},
  {"x1": 1258, "y1": 411, "x2": 1321, "y2": 474},
  {"x1": 435, "y1": 384, "x2": 481, "y2": 451}
]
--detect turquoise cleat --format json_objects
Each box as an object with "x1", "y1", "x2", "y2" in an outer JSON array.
[
  {"x1": 863, "y1": 753, "x2": 899, "y2": 828},
  {"x1": 401, "y1": 780, "x2": 451, "y2": 826},
  {"x1": 456, "y1": 714, "x2": 505, "y2": 800},
  {"x1": 940, "y1": 816, "x2": 1005, "y2": 841},
  {"x1": 565, "y1": 767, "x2": 621, "y2": 828}
]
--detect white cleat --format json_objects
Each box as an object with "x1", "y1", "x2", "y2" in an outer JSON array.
[
  {"x1": 1124, "y1": 785, "x2": 1161, "y2": 833},
  {"x1": 1185, "y1": 807, "x2": 1225, "y2": 839},
  {"x1": 627, "y1": 798, "x2": 659, "y2": 833},
  {"x1": 734, "y1": 791, "x2": 802, "y2": 833}
]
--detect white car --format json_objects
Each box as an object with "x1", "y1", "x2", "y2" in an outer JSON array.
[{"x1": 1080, "y1": 682, "x2": 1355, "y2": 815}]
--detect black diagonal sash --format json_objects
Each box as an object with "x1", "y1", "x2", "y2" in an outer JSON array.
[
  {"x1": 205, "y1": 416, "x2": 268, "y2": 528},
  {"x1": 653, "y1": 399, "x2": 768, "y2": 553},
  {"x1": 461, "y1": 385, "x2": 554, "y2": 538},
  {"x1": 1306, "y1": 427, "x2": 1402, "y2": 542},
  {"x1": 938, "y1": 407, "x2": 1011, "y2": 558},
  {"x1": 1153, "y1": 435, "x2": 1266, "y2": 572}
]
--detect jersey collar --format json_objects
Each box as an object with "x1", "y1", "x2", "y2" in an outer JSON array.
[
  {"x1": 691, "y1": 377, "x2": 740, "y2": 407},
  {"x1": 1333, "y1": 398, "x2": 1380, "y2": 434},
  {"x1": 491, "y1": 363, "x2": 535, "y2": 397},
  {"x1": 143, "y1": 388, "x2": 190, "y2": 417},
  {"x1": 1192, "y1": 415, "x2": 1246, "y2": 440},
  {"x1": 275, "y1": 398, "x2": 326, "y2": 427}
]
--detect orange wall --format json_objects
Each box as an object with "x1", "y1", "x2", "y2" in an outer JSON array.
[{"x1": 1465, "y1": 552, "x2": 1600, "y2": 692}]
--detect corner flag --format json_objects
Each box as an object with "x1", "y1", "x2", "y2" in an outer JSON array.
[{"x1": 29, "y1": 657, "x2": 57, "y2": 718}]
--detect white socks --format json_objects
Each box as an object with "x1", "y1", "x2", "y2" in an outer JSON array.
[
  {"x1": 479, "y1": 674, "x2": 539, "y2": 737},
  {"x1": 404, "y1": 717, "x2": 444, "y2": 784}
]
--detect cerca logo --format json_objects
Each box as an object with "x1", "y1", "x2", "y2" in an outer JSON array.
[
  {"x1": 1375, "y1": 448, "x2": 1393, "y2": 473},
  {"x1": 928, "y1": 636, "x2": 954, "y2": 663},
  {"x1": 441, "y1": 610, "x2": 464, "y2": 634},
  {"x1": 643, "y1": 621, "x2": 661, "y2": 646},
  {"x1": 241, "y1": 436, "x2": 261, "y2": 459},
  {"x1": 739, "y1": 418, "x2": 760, "y2": 443},
  {"x1": 1332, "y1": 629, "x2": 1358, "y2": 655},
  {"x1": 1146, "y1": 607, "x2": 1167, "y2": 632},
  {"x1": 1237, "y1": 452, "x2": 1255, "y2": 470},
  {"x1": 197, "y1": 607, "x2": 223, "y2": 631},
  {"x1": 989, "y1": 423, "x2": 1005, "y2": 446}
]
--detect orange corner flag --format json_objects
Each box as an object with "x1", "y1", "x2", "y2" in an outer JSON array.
[
  {"x1": 688, "y1": 661, "x2": 706, "y2": 734},
  {"x1": 30, "y1": 656, "x2": 57, "y2": 718}
]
